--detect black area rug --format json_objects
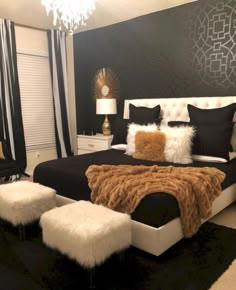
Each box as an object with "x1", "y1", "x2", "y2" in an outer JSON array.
[{"x1": 0, "y1": 221, "x2": 235, "y2": 290}]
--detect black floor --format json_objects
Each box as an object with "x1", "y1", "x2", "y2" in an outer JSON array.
[{"x1": 0, "y1": 221, "x2": 236, "y2": 290}]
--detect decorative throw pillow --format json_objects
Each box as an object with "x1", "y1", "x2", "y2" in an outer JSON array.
[
  {"x1": 188, "y1": 104, "x2": 236, "y2": 152},
  {"x1": 111, "y1": 116, "x2": 129, "y2": 145},
  {"x1": 187, "y1": 103, "x2": 236, "y2": 124},
  {"x1": 160, "y1": 125, "x2": 195, "y2": 164},
  {"x1": 168, "y1": 120, "x2": 235, "y2": 162},
  {"x1": 0, "y1": 142, "x2": 5, "y2": 160},
  {"x1": 129, "y1": 104, "x2": 161, "y2": 125},
  {"x1": 125, "y1": 123, "x2": 158, "y2": 155},
  {"x1": 133, "y1": 131, "x2": 166, "y2": 161},
  {"x1": 191, "y1": 122, "x2": 234, "y2": 160}
]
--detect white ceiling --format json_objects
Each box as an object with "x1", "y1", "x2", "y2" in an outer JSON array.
[{"x1": 0, "y1": 0, "x2": 197, "y2": 33}]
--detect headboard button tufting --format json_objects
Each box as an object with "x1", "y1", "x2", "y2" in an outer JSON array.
[{"x1": 123, "y1": 96, "x2": 236, "y2": 150}]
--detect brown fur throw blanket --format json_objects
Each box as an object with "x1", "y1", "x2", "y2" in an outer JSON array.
[{"x1": 86, "y1": 164, "x2": 225, "y2": 237}]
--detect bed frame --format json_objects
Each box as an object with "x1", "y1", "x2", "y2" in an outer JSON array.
[{"x1": 57, "y1": 96, "x2": 236, "y2": 256}]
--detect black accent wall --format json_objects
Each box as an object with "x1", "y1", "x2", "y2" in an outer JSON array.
[{"x1": 74, "y1": 0, "x2": 236, "y2": 134}]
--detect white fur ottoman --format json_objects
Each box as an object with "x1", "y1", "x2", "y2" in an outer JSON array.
[
  {"x1": 40, "y1": 201, "x2": 131, "y2": 269},
  {"x1": 0, "y1": 181, "x2": 56, "y2": 228}
]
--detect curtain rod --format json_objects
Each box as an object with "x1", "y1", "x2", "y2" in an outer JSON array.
[{"x1": 15, "y1": 23, "x2": 48, "y2": 32}]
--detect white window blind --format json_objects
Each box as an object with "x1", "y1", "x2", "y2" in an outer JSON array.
[{"x1": 17, "y1": 52, "x2": 56, "y2": 149}]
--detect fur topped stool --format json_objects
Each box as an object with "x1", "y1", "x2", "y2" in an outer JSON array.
[
  {"x1": 40, "y1": 201, "x2": 131, "y2": 288},
  {"x1": 0, "y1": 181, "x2": 56, "y2": 240}
]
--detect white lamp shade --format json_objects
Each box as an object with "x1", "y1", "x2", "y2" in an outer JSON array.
[{"x1": 96, "y1": 98, "x2": 117, "y2": 115}]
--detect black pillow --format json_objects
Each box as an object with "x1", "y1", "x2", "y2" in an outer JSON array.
[
  {"x1": 188, "y1": 103, "x2": 236, "y2": 125},
  {"x1": 168, "y1": 121, "x2": 190, "y2": 127},
  {"x1": 129, "y1": 104, "x2": 161, "y2": 125},
  {"x1": 111, "y1": 116, "x2": 129, "y2": 145},
  {"x1": 192, "y1": 122, "x2": 234, "y2": 160}
]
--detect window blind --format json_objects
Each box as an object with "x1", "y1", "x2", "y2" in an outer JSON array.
[{"x1": 17, "y1": 52, "x2": 56, "y2": 149}]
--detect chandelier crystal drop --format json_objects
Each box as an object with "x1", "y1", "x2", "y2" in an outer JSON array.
[{"x1": 41, "y1": 0, "x2": 96, "y2": 34}]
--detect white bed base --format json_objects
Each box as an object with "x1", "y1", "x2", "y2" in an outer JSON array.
[
  {"x1": 56, "y1": 185, "x2": 236, "y2": 256},
  {"x1": 60, "y1": 96, "x2": 236, "y2": 256}
]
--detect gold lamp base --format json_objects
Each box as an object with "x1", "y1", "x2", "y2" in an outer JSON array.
[{"x1": 102, "y1": 115, "x2": 111, "y2": 136}]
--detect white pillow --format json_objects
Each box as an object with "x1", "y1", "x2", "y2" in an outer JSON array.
[
  {"x1": 160, "y1": 125, "x2": 195, "y2": 164},
  {"x1": 111, "y1": 144, "x2": 127, "y2": 151},
  {"x1": 192, "y1": 154, "x2": 227, "y2": 163},
  {"x1": 192, "y1": 152, "x2": 236, "y2": 163},
  {"x1": 125, "y1": 123, "x2": 158, "y2": 155}
]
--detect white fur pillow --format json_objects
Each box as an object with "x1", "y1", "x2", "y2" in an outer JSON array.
[
  {"x1": 160, "y1": 125, "x2": 195, "y2": 164},
  {"x1": 125, "y1": 123, "x2": 158, "y2": 155}
]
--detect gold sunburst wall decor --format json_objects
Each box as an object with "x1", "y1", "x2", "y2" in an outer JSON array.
[{"x1": 93, "y1": 67, "x2": 120, "y2": 99}]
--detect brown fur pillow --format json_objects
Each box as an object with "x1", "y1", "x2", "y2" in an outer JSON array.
[
  {"x1": 133, "y1": 131, "x2": 166, "y2": 161},
  {"x1": 0, "y1": 142, "x2": 5, "y2": 160}
]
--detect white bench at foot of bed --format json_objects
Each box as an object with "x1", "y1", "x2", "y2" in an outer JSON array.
[
  {"x1": 0, "y1": 181, "x2": 56, "y2": 226},
  {"x1": 40, "y1": 201, "x2": 131, "y2": 268},
  {"x1": 55, "y1": 183, "x2": 236, "y2": 257}
]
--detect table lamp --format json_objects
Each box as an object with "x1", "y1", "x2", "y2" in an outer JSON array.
[{"x1": 96, "y1": 98, "x2": 117, "y2": 135}]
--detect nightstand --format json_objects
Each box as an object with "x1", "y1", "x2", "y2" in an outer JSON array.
[{"x1": 77, "y1": 134, "x2": 113, "y2": 155}]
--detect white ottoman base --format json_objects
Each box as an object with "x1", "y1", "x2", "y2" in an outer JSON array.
[
  {"x1": 0, "y1": 181, "x2": 56, "y2": 226},
  {"x1": 40, "y1": 201, "x2": 131, "y2": 268}
]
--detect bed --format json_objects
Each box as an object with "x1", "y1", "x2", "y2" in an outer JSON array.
[{"x1": 34, "y1": 96, "x2": 236, "y2": 256}]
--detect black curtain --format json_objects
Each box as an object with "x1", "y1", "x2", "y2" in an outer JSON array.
[
  {"x1": 47, "y1": 29, "x2": 73, "y2": 158},
  {"x1": 0, "y1": 19, "x2": 26, "y2": 173}
]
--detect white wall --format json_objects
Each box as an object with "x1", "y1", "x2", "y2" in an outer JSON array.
[{"x1": 15, "y1": 26, "x2": 76, "y2": 175}]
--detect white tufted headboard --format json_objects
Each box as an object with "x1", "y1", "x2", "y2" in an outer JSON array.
[{"x1": 123, "y1": 96, "x2": 236, "y2": 150}]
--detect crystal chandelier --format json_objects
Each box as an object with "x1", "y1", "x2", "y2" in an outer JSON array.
[{"x1": 41, "y1": 0, "x2": 96, "y2": 34}]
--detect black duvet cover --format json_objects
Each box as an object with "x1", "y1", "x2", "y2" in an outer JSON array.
[{"x1": 33, "y1": 149, "x2": 236, "y2": 228}]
